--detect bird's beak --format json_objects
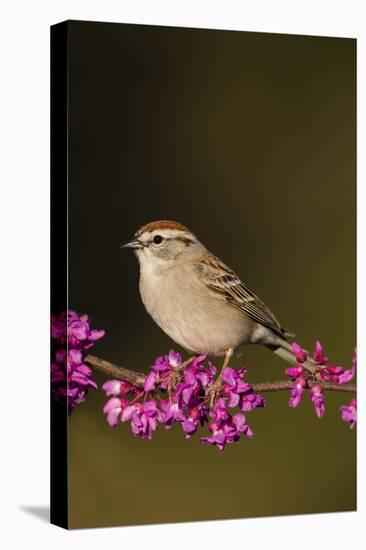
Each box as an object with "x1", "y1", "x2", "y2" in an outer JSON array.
[{"x1": 121, "y1": 239, "x2": 143, "y2": 250}]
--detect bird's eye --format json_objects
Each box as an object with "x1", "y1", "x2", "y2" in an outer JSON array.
[{"x1": 153, "y1": 235, "x2": 163, "y2": 245}]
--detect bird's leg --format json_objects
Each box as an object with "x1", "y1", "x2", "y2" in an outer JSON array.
[
  {"x1": 221, "y1": 348, "x2": 234, "y2": 373},
  {"x1": 207, "y1": 348, "x2": 234, "y2": 407},
  {"x1": 182, "y1": 356, "x2": 197, "y2": 368}
]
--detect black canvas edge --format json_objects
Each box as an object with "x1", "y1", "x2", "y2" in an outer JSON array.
[
  {"x1": 50, "y1": 21, "x2": 69, "y2": 530},
  {"x1": 52, "y1": 18, "x2": 357, "y2": 41}
]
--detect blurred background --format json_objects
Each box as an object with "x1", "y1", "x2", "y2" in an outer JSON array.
[{"x1": 67, "y1": 21, "x2": 356, "y2": 528}]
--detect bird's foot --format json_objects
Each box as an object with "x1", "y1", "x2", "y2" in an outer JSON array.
[
  {"x1": 167, "y1": 356, "x2": 196, "y2": 398},
  {"x1": 206, "y1": 376, "x2": 224, "y2": 408},
  {"x1": 206, "y1": 348, "x2": 234, "y2": 407}
]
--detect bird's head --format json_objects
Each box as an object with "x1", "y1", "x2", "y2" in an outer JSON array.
[{"x1": 122, "y1": 220, "x2": 205, "y2": 266}]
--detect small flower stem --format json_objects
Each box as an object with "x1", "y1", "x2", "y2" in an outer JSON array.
[{"x1": 131, "y1": 391, "x2": 145, "y2": 404}]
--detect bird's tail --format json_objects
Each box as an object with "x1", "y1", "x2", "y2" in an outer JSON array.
[{"x1": 266, "y1": 338, "x2": 315, "y2": 371}]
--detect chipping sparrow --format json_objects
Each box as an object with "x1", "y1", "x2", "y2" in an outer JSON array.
[{"x1": 123, "y1": 220, "x2": 302, "y2": 370}]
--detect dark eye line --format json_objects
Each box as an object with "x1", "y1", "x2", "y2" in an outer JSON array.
[
  {"x1": 181, "y1": 238, "x2": 195, "y2": 246},
  {"x1": 150, "y1": 236, "x2": 196, "y2": 246}
]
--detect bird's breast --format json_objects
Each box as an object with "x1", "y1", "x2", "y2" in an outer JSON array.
[{"x1": 138, "y1": 263, "x2": 254, "y2": 355}]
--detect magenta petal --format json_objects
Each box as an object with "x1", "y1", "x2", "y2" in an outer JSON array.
[
  {"x1": 196, "y1": 372, "x2": 209, "y2": 386},
  {"x1": 319, "y1": 370, "x2": 331, "y2": 381},
  {"x1": 121, "y1": 405, "x2": 135, "y2": 421},
  {"x1": 184, "y1": 370, "x2": 197, "y2": 386},
  {"x1": 236, "y1": 380, "x2": 251, "y2": 393},
  {"x1": 142, "y1": 400, "x2": 158, "y2": 413},
  {"x1": 131, "y1": 422, "x2": 141, "y2": 435},
  {"x1": 241, "y1": 400, "x2": 253, "y2": 412},
  {"x1": 182, "y1": 420, "x2": 197, "y2": 436},
  {"x1": 232, "y1": 412, "x2": 246, "y2": 429},
  {"x1": 289, "y1": 377, "x2": 306, "y2": 408},
  {"x1": 285, "y1": 365, "x2": 303, "y2": 378},
  {"x1": 191, "y1": 355, "x2": 206, "y2": 367},
  {"x1": 182, "y1": 386, "x2": 193, "y2": 405},
  {"x1": 168, "y1": 350, "x2": 182, "y2": 367},
  {"x1": 103, "y1": 380, "x2": 122, "y2": 396},
  {"x1": 310, "y1": 385, "x2": 325, "y2": 418},
  {"x1": 292, "y1": 342, "x2": 307, "y2": 363},
  {"x1": 229, "y1": 392, "x2": 240, "y2": 408},
  {"x1": 106, "y1": 408, "x2": 121, "y2": 426},
  {"x1": 245, "y1": 426, "x2": 254, "y2": 438},
  {"x1": 222, "y1": 367, "x2": 237, "y2": 386},
  {"x1": 144, "y1": 371, "x2": 157, "y2": 392},
  {"x1": 313, "y1": 340, "x2": 329, "y2": 365},
  {"x1": 68, "y1": 349, "x2": 83, "y2": 365},
  {"x1": 103, "y1": 397, "x2": 121, "y2": 414},
  {"x1": 314, "y1": 340, "x2": 323, "y2": 356},
  {"x1": 340, "y1": 398, "x2": 357, "y2": 428},
  {"x1": 89, "y1": 329, "x2": 105, "y2": 341},
  {"x1": 76, "y1": 364, "x2": 92, "y2": 376},
  {"x1": 103, "y1": 398, "x2": 122, "y2": 426},
  {"x1": 148, "y1": 416, "x2": 157, "y2": 432},
  {"x1": 70, "y1": 320, "x2": 89, "y2": 340},
  {"x1": 338, "y1": 368, "x2": 355, "y2": 384},
  {"x1": 326, "y1": 365, "x2": 343, "y2": 375}
]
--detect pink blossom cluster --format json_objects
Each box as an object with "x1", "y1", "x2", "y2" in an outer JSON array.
[
  {"x1": 50, "y1": 310, "x2": 357, "y2": 446},
  {"x1": 51, "y1": 311, "x2": 105, "y2": 412},
  {"x1": 102, "y1": 351, "x2": 265, "y2": 451},
  {"x1": 285, "y1": 341, "x2": 357, "y2": 427}
]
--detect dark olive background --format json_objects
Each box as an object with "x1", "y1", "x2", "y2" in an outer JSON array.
[{"x1": 67, "y1": 21, "x2": 356, "y2": 529}]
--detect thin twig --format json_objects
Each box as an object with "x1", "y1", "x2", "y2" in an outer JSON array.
[
  {"x1": 252, "y1": 380, "x2": 356, "y2": 393},
  {"x1": 85, "y1": 354, "x2": 145, "y2": 387},
  {"x1": 85, "y1": 354, "x2": 356, "y2": 394}
]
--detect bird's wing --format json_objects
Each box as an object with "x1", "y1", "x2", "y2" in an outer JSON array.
[{"x1": 195, "y1": 254, "x2": 287, "y2": 337}]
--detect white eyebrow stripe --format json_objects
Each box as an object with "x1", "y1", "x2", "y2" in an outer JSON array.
[{"x1": 138, "y1": 228, "x2": 195, "y2": 241}]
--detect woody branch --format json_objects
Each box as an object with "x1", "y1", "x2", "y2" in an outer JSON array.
[{"x1": 85, "y1": 354, "x2": 357, "y2": 394}]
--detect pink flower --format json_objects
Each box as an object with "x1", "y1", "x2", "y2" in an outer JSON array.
[
  {"x1": 121, "y1": 400, "x2": 161, "y2": 439},
  {"x1": 211, "y1": 397, "x2": 229, "y2": 422},
  {"x1": 103, "y1": 397, "x2": 128, "y2": 426},
  {"x1": 338, "y1": 351, "x2": 356, "y2": 384},
  {"x1": 340, "y1": 398, "x2": 357, "y2": 429},
  {"x1": 101, "y1": 345, "x2": 357, "y2": 450},
  {"x1": 240, "y1": 391, "x2": 265, "y2": 412},
  {"x1": 319, "y1": 363, "x2": 355, "y2": 385},
  {"x1": 149, "y1": 351, "x2": 182, "y2": 390},
  {"x1": 51, "y1": 311, "x2": 104, "y2": 412},
  {"x1": 289, "y1": 376, "x2": 306, "y2": 408},
  {"x1": 313, "y1": 341, "x2": 329, "y2": 366},
  {"x1": 182, "y1": 405, "x2": 208, "y2": 438},
  {"x1": 316, "y1": 346, "x2": 356, "y2": 385},
  {"x1": 285, "y1": 365, "x2": 304, "y2": 378},
  {"x1": 221, "y1": 366, "x2": 264, "y2": 411},
  {"x1": 144, "y1": 371, "x2": 158, "y2": 392},
  {"x1": 292, "y1": 343, "x2": 307, "y2": 363},
  {"x1": 168, "y1": 350, "x2": 182, "y2": 367},
  {"x1": 159, "y1": 397, "x2": 186, "y2": 428},
  {"x1": 201, "y1": 413, "x2": 253, "y2": 451},
  {"x1": 310, "y1": 384, "x2": 325, "y2": 418}
]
